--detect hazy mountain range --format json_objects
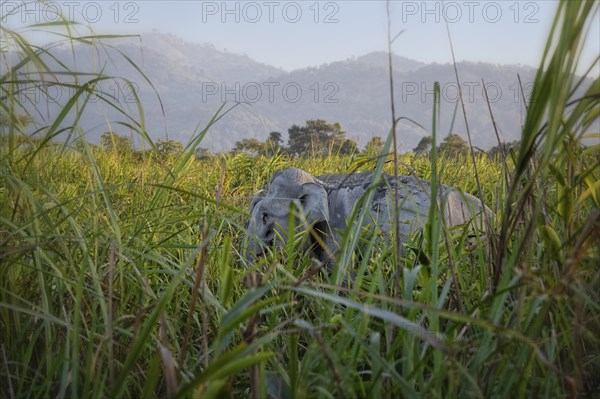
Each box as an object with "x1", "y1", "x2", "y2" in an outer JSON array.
[{"x1": 17, "y1": 31, "x2": 559, "y2": 152}]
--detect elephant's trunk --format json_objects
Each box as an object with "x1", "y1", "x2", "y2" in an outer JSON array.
[{"x1": 242, "y1": 220, "x2": 266, "y2": 265}]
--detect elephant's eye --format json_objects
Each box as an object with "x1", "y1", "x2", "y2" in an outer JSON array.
[{"x1": 261, "y1": 212, "x2": 268, "y2": 225}]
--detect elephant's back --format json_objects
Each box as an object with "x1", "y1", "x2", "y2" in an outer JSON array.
[{"x1": 317, "y1": 172, "x2": 381, "y2": 188}]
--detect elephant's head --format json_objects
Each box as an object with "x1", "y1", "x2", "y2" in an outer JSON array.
[{"x1": 242, "y1": 168, "x2": 332, "y2": 263}]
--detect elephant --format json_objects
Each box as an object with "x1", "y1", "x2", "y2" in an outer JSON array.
[{"x1": 242, "y1": 167, "x2": 490, "y2": 270}]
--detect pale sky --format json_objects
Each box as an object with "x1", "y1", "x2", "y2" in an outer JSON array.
[{"x1": 2, "y1": 1, "x2": 599, "y2": 72}]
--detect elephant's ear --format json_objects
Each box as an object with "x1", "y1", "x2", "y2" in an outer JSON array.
[
  {"x1": 249, "y1": 190, "x2": 265, "y2": 211},
  {"x1": 299, "y1": 183, "x2": 329, "y2": 225}
]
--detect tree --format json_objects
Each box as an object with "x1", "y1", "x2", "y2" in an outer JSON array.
[
  {"x1": 489, "y1": 140, "x2": 520, "y2": 157},
  {"x1": 0, "y1": 112, "x2": 33, "y2": 129},
  {"x1": 264, "y1": 131, "x2": 283, "y2": 155},
  {"x1": 156, "y1": 138, "x2": 183, "y2": 156},
  {"x1": 364, "y1": 136, "x2": 385, "y2": 155},
  {"x1": 267, "y1": 131, "x2": 283, "y2": 147},
  {"x1": 100, "y1": 131, "x2": 132, "y2": 154},
  {"x1": 195, "y1": 147, "x2": 212, "y2": 160},
  {"x1": 413, "y1": 136, "x2": 432, "y2": 155},
  {"x1": 438, "y1": 134, "x2": 469, "y2": 156},
  {"x1": 233, "y1": 138, "x2": 265, "y2": 156},
  {"x1": 338, "y1": 139, "x2": 360, "y2": 155},
  {"x1": 287, "y1": 119, "x2": 346, "y2": 157}
]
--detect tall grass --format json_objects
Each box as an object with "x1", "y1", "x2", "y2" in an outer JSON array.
[{"x1": 1, "y1": 0, "x2": 599, "y2": 398}]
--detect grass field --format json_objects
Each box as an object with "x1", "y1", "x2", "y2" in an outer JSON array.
[{"x1": 1, "y1": 1, "x2": 599, "y2": 398}]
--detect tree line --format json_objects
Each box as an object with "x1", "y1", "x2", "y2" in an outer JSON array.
[
  {"x1": 94, "y1": 118, "x2": 519, "y2": 159},
  {"x1": 232, "y1": 119, "x2": 517, "y2": 158},
  {"x1": 232, "y1": 119, "x2": 364, "y2": 157}
]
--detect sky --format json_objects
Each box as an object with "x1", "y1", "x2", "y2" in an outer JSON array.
[{"x1": 1, "y1": 0, "x2": 599, "y2": 72}]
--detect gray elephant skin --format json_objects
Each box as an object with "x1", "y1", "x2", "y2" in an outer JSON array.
[{"x1": 243, "y1": 168, "x2": 490, "y2": 268}]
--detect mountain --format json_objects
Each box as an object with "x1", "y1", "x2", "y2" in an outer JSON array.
[
  {"x1": 354, "y1": 52, "x2": 426, "y2": 72},
  {"x1": 14, "y1": 31, "x2": 577, "y2": 152}
]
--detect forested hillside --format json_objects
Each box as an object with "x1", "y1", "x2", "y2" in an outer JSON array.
[{"x1": 13, "y1": 31, "x2": 552, "y2": 151}]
